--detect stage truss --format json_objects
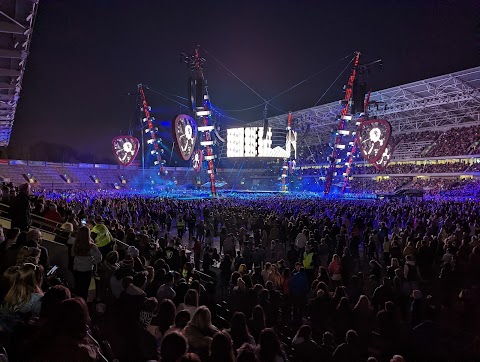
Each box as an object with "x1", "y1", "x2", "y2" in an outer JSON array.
[{"x1": 0, "y1": 0, "x2": 39, "y2": 147}]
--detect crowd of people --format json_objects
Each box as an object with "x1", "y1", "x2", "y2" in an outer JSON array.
[
  {"x1": 347, "y1": 176, "x2": 480, "y2": 198},
  {"x1": 391, "y1": 130, "x2": 442, "y2": 149},
  {"x1": 409, "y1": 178, "x2": 460, "y2": 195},
  {"x1": 296, "y1": 126, "x2": 480, "y2": 169},
  {"x1": 347, "y1": 178, "x2": 410, "y2": 194},
  {"x1": 300, "y1": 160, "x2": 480, "y2": 179},
  {"x1": 0, "y1": 182, "x2": 479, "y2": 361},
  {"x1": 416, "y1": 162, "x2": 471, "y2": 174},
  {"x1": 413, "y1": 178, "x2": 480, "y2": 199},
  {"x1": 424, "y1": 125, "x2": 480, "y2": 158},
  {"x1": 351, "y1": 164, "x2": 416, "y2": 176}
]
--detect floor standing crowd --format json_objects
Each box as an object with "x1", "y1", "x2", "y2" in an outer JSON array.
[{"x1": 0, "y1": 183, "x2": 479, "y2": 361}]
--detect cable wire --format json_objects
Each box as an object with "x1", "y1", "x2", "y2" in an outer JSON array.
[
  {"x1": 144, "y1": 86, "x2": 189, "y2": 109},
  {"x1": 201, "y1": 47, "x2": 267, "y2": 103},
  {"x1": 268, "y1": 53, "x2": 352, "y2": 104},
  {"x1": 224, "y1": 102, "x2": 266, "y2": 113},
  {"x1": 222, "y1": 53, "x2": 352, "y2": 112},
  {"x1": 314, "y1": 57, "x2": 355, "y2": 106},
  {"x1": 267, "y1": 102, "x2": 287, "y2": 114},
  {"x1": 146, "y1": 86, "x2": 189, "y2": 101}
]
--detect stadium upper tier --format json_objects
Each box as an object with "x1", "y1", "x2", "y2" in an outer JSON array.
[
  {"x1": 296, "y1": 124, "x2": 480, "y2": 165},
  {"x1": 246, "y1": 66, "x2": 480, "y2": 148}
]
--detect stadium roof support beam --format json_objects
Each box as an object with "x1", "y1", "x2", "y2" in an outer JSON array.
[
  {"x1": 0, "y1": 0, "x2": 39, "y2": 147},
  {"x1": 0, "y1": 21, "x2": 24, "y2": 34},
  {"x1": 0, "y1": 67, "x2": 20, "y2": 76},
  {"x1": 0, "y1": 82, "x2": 15, "y2": 89},
  {"x1": 249, "y1": 66, "x2": 480, "y2": 142},
  {"x1": 0, "y1": 48, "x2": 26, "y2": 59}
]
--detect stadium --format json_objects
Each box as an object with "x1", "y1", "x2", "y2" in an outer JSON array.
[
  {"x1": 0, "y1": 1, "x2": 479, "y2": 362},
  {"x1": 1, "y1": 67, "x2": 479, "y2": 199}
]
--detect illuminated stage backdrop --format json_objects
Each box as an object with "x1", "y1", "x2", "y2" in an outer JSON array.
[{"x1": 226, "y1": 127, "x2": 296, "y2": 158}]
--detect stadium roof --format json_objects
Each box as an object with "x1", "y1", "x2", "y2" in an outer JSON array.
[
  {"x1": 0, "y1": 0, "x2": 38, "y2": 147},
  {"x1": 252, "y1": 66, "x2": 480, "y2": 144}
]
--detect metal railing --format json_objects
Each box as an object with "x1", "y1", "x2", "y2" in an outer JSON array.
[{"x1": 0, "y1": 202, "x2": 129, "y2": 250}]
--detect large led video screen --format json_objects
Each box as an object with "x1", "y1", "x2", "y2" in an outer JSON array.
[{"x1": 226, "y1": 127, "x2": 296, "y2": 158}]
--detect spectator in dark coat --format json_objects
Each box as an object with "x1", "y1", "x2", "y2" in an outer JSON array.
[
  {"x1": 248, "y1": 305, "x2": 266, "y2": 344},
  {"x1": 227, "y1": 312, "x2": 256, "y2": 351},
  {"x1": 289, "y1": 267, "x2": 309, "y2": 322},
  {"x1": 9, "y1": 183, "x2": 31, "y2": 231},
  {"x1": 332, "y1": 330, "x2": 363, "y2": 362},
  {"x1": 372, "y1": 278, "x2": 394, "y2": 312},
  {"x1": 292, "y1": 325, "x2": 318, "y2": 362},
  {"x1": 105, "y1": 272, "x2": 155, "y2": 360},
  {"x1": 26, "y1": 297, "x2": 107, "y2": 361},
  {"x1": 376, "y1": 301, "x2": 401, "y2": 356},
  {"x1": 318, "y1": 332, "x2": 336, "y2": 362}
]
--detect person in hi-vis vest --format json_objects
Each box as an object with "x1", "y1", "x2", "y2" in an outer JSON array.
[
  {"x1": 302, "y1": 244, "x2": 315, "y2": 283},
  {"x1": 91, "y1": 223, "x2": 113, "y2": 257}
]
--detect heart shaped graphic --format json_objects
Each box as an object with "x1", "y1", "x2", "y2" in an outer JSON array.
[
  {"x1": 173, "y1": 114, "x2": 198, "y2": 161},
  {"x1": 356, "y1": 119, "x2": 392, "y2": 163},
  {"x1": 373, "y1": 141, "x2": 393, "y2": 171},
  {"x1": 112, "y1": 136, "x2": 140, "y2": 166},
  {"x1": 192, "y1": 149, "x2": 203, "y2": 172}
]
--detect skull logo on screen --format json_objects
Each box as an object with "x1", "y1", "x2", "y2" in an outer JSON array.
[
  {"x1": 357, "y1": 119, "x2": 392, "y2": 163},
  {"x1": 373, "y1": 141, "x2": 393, "y2": 171},
  {"x1": 192, "y1": 149, "x2": 203, "y2": 173},
  {"x1": 173, "y1": 114, "x2": 197, "y2": 161},
  {"x1": 112, "y1": 136, "x2": 140, "y2": 166}
]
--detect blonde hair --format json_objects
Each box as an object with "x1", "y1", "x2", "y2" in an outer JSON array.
[
  {"x1": 4, "y1": 263, "x2": 43, "y2": 310},
  {"x1": 2, "y1": 266, "x2": 20, "y2": 291},
  {"x1": 16, "y1": 246, "x2": 41, "y2": 265},
  {"x1": 238, "y1": 264, "x2": 247, "y2": 274},
  {"x1": 189, "y1": 306, "x2": 212, "y2": 331}
]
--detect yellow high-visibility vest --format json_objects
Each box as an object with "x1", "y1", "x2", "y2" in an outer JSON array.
[
  {"x1": 303, "y1": 252, "x2": 314, "y2": 269},
  {"x1": 92, "y1": 224, "x2": 112, "y2": 248}
]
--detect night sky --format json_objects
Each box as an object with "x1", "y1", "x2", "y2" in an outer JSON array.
[{"x1": 9, "y1": 0, "x2": 480, "y2": 162}]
